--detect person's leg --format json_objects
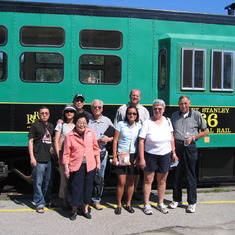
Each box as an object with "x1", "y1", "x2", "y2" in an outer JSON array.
[
  {"x1": 33, "y1": 163, "x2": 45, "y2": 209},
  {"x1": 126, "y1": 174, "x2": 135, "y2": 207},
  {"x1": 84, "y1": 167, "x2": 96, "y2": 209},
  {"x1": 43, "y1": 162, "x2": 52, "y2": 204},
  {"x1": 156, "y1": 172, "x2": 168, "y2": 204},
  {"x1": 143, "y1": 171, "x2": 155, "y2": 205},
  {"x1": 116, "y1": 174, "x2": 126, "y2": 207}
]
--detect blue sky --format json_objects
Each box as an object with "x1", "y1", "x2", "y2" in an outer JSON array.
[{"x1": 10, "y1": 0, "x2": 234, "y2": 15}]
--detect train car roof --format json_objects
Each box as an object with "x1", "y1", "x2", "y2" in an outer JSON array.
[{"x1": 1, "y1": 0, "x2": 235, "y2": 26}]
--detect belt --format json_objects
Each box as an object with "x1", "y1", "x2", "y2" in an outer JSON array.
[{"x1": 175, "y1": 139, "x2": 184, "y2": 144}]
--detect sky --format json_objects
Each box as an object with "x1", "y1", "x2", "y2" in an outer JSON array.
[{"x1": 7, "y1": 0, "x2": 235, "y2": 15}]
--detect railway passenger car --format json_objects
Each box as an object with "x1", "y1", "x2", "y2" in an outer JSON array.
[{"x1": 0, "y1": 1, "x2": 235, "y2": 187}]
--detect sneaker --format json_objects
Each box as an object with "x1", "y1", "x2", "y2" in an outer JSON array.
[
  {"x1": 143, "y1": 204, "x2": 153, "y2": 215},
  {"x1": 168, "y1": 201, "x2": 182, "y2": 209},
  {"x1": 156, "y1": 204, "x2": 169, "y2": 214},
  {"x1": 186, "y1": 204, "x2": 196, "y2": 213},
  {"x1": 93, "y1": 201, "x2": 103, "y2": 210}
]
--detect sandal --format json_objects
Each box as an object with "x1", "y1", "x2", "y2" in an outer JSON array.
[{"x1": 36, "y1": 207, "x2": 45, "y2": 213}]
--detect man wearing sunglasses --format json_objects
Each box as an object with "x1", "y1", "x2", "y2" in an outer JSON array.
[{"x1": 88, "y1": 99, "x2": 114, "y2": 210}]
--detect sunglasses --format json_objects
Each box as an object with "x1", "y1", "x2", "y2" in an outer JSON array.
[
  {"x1": 153, "y1": 108, "x2": 163, "y2": 111},
  {"x1": 92, "y1": 106, "x2": 102, "y2": 110},
  {"x1": 127, "y1": 112, "x2": 137, "y2": 116},
  {"x1": 65, "y1": 110, "x2": 75, "y2": 113}
]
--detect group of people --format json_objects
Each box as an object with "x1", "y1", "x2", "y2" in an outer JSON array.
[{"x1": 28, "y1": 89, "x2": 209, "y2": 220}]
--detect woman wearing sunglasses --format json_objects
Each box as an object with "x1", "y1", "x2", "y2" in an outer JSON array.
[
  {"x1": 139, "y1": 99, "x2": 178, "y2": 215},
  {"x1": 54, "y1": 104, "x2": 77, "y2": 210},
  {"x1": 112, "y1": 105, "x2": 142, "y2": 215}
]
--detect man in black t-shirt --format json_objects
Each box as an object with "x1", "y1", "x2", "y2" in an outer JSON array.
[{"x1": 28, "y1": 106, "x2": 54, "y2": 213}]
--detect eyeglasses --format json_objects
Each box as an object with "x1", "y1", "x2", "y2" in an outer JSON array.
[
  {"x1": 75, "y1": 99, "x2": 84, "y2": 103},
  {"x1": 179, "y1": 102, "x2": 189, "y2": 106},
  {"x1": 127, "y1": 112, "x2": 137, "y2": 116},
  {"x1": 40, "y1": 112, "x2": 49, "y2": 115},
  {"x1": 153, "y1": 108, "x2": 163, "y2": 111},
  {"x1": 65, "y1": 110, "x2": 75, "y2": 113},
  {"x1": 92, "y1": 106, "x2": 102, "y2": 110},
  {"x1": 77, "y1": 122, "x2": 87, "y2": 125}
]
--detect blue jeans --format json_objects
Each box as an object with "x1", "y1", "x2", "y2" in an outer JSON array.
[
  {"x1": 92, "y1": 151, "x2": 108, "y2": 203},
  {"x1": 32, "y1": 162, "x2": 52, "y2": 209}
]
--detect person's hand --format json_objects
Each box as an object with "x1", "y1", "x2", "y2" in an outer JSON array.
[
  {"x1": 96, "y1": 162, "x2": 101, "y2": 170},
  {"x1": 172, "y1": 154, "x2": 178, "y2": 163},
  {"x1": 64, "y1": 168, "x2": 70, "y2": 179},
  {"x1": 138, "y1": 158, "x2": 146, "y2": 170},
  {"x1": 112, "y1": 156, "x2": 118, "y2": 165},
  {"x1": 30, "y1": 157, "x2": 37, "y2": 167}
]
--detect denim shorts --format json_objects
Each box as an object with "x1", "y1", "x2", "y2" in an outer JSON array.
[{"x1": 144, "y1": 151, "x2": 171, "y2": 173}]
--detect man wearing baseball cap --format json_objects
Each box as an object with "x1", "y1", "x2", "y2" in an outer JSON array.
[{"x1": 72, "y1": 94, "x2": 92, "y2": 119}]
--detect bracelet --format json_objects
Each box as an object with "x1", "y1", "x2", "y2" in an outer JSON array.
[{"x1": 172, "y1": 153, "x2": 176, "y2": 156}]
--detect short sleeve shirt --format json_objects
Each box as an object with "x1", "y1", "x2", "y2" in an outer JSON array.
[
  {"x1": 139, "y1": 117, "x2": 173, "y2": 155},
  {"x1": 115, "y1": 121, "x2": 142, "y2": 154}
]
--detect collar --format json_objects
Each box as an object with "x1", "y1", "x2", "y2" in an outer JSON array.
[{"x1": 179, "y1": 109, "x2": 192, "y2": 118}]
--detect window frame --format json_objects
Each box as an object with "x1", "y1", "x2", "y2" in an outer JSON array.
[
  {"x1": 181, "y1": 47, "x2": 206, "y2": 91},
  {"x1": 211, "y1": 49, "x2": 234, "y2": 92}
]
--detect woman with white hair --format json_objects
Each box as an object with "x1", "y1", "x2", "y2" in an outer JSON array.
[{"x1": 139, "y1": 99, "x2": 178, "y2": 215}]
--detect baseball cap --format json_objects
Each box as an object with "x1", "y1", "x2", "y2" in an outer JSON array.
[
  {"x1": 73, "y1": 94, "x2": 85, "y2": 102},
  {"x1": 63, "y1": 104, "x2": 76, "y2": 113}
]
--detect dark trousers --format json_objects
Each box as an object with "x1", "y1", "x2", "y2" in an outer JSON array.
[
  {"x1": 67, "y1": 164, "x2": 96, "y2": 207},
  {"x1": 173, "y1": 141, "x2": 198, "y2": 204}
]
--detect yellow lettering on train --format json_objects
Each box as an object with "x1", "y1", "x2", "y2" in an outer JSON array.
[
  {"x1": 202, "y1": 108, "x2": 230, "y2": 113},
  {"x1": 27, "y1": 112, "x2": 39, "y2": 124},
  {"x1": 216, "y1": 128, "x2": 231, "y2": 133}
]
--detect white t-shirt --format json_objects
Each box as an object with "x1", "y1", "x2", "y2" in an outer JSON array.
[{"x1": 139, "y1": 117, "x2": 173, "y2": 155}]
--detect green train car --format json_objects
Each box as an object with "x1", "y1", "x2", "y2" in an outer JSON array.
[{"x1": 0, "y1": 1, "x2": 235, "y2": 185}]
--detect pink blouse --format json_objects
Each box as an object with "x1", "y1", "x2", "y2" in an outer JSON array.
[{"x1": 62, "y1": 128, "x2": 100, "y2": 172}]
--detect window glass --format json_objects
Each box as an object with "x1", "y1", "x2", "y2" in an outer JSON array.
[
  {"x1": 80, "y1": 54, "x2": 121, "y2": 84},
  {"x1": 211, "y1": 50, "x2": 234, "y2": 91},
  {"x1": 20, "y1": 52, "x2": 63, "y2": 82},
  {"x1": 0, "y1": 51, "x2": 7, "y2": 81},
  {"x1": 158, "y1": 49, "x2": 167, "y2": 88},
  {"x1": 182, "y1": 48, "x2": 205, "y2": 90},
  {"x1": 0, "y1": 26, "x2": 7, "y2": 46},
  {"x1": 80, "y1": 30, "x2": 122, "y2": 49},
  {"x1": 21, "y1": 26, "x2": 64, "y2": 47}
]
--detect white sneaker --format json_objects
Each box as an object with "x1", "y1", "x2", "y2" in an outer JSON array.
[
  {"x1": 168, "y1": 201, "x2": 182, "y2": 209},
  {"x1": 156, "y1": 203, "x2": 169, "y2": 214},
  {"x1": 143, "y1": 204, "x2": 153, "y2": 215},
  {"x1": 186, "y1": 204, "x2": 196, "y2": 213}
]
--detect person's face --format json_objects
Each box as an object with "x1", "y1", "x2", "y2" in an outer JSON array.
[
  {"x1": 74, "y1": 98, "x2": 85, "y2": 110},
  {"x1": 129, "y1": 90, "x2": 141, "y2": 105},
  {"x1": 64, "y1": 110, "x2": 75, "y2": 120},
  {"x1": 91, "y1": 101, "x2": 103, "y2": 116},
  {"x1": 39, "y1": 108, "x2": 50, "y2": 122},
  {"x1": 75, "y1": 117, "x2": 87, "y2": 134},
  {"x1": 126, "y1": 108, "x2": 138, "y2": 122},
  {"x1": 153, "y1": 105, "x2": 164, "y2": 119},
  {"x1": 179, "y1": 98, "x2": 191, "y2": 114}
]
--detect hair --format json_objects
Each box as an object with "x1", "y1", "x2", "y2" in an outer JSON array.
[
  {"x1": 62, "y1": 109, "x2": 76, "y2": 122},
  {"x1": 152, "y1": 99, "x2": 165, "y2": 108},
  {"x1": 73, "y1": 113, "x2": 89, "y2": 125},
  {"x1": 178, "y1": 95, "x2": 191, "y2": 104},
  {"x1": 38, "y1": 106, "x2": 49, "y2": 113},
  {"x1": 124, "y1": 105, "x2": 139, "y2": 123},
  {"x1": 90, "y1": 99, "x2": 103, "y2": 108}
]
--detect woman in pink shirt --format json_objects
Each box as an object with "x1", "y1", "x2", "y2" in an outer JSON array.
[{"x1": 62, "y1": 113, "x2": 100, "y2": 220}]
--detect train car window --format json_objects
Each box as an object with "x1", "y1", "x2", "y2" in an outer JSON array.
[
  {"x1": 211, "y1": 50, "x2": 234, "y2": 91},
  {"x1": 158, "y1": 49, "x2": 167, "y2": 88},
  {"x1": 0, "y1": 51, "x2": 7, "y2": 81},
  {"x1": 20, "y1": 52, "x2": 63, "y2": 82},
  {"x1": 181, "y1": 48, "x2": 205, "y2": 90},
  {"x1": 80, "y1": 30, "x2": 122, "y2": 49},
  {"x1": 79, "y1": 54, "x2": 121, "y2": 84},
  {"x1": 0, "y1": 26, "x2": 7, "y2": 46},
  {"x1": 20, "y1": 26, "x2": 64, "y2": 47}
]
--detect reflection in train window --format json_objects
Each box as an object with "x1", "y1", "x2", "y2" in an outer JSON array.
[
  {"x1": 158, "y1": 49, "x2": 167, "y2": 89},
  {"x1": 21, "y1": 26, "x2": 65, "y2": 47},
  {"x1": 181, "y1": 48, "x2": 206, "y2": 90},
  {"x1": 79, "y1": 54, "x2": 121, "y2": 84},
  {"x1": 0, "y1": 26, "x2": 7, "y2": 46},
  {"x1": 0, "y1": 51, "x2": 7, "y2": 81},
  {"x1": 80, "y1": 30, "x2": 122, "y2": 49},
  {"x1": 20, "y1": 52, "x2": 63, "y2": 82},
  {"x1": 211, "y1": 50, "x2": 234, "y2": 91}
]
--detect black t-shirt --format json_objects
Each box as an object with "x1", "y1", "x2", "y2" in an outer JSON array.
[{"x1": 28, "y1": 120, "x2": 54, "y2": 163}]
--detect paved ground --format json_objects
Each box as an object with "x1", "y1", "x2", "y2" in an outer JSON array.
[{"x1": 0, "y1": 187, "x2": 235, "y2": 235}]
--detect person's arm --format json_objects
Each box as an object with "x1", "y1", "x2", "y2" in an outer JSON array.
[
  {"x1": 54, "y1": 130, "x2": 61, "y2": 159},
  {"x1": 186, "y1": 128, "x2": 209, "y2": 145},
  {"x1": 64, "y1": 164, "x2": 70, "y2": 179},
  {"x1": 112, "y1": 130, "x2": 120, "y2": 165},
  {"x1": 170, "y1": 133, "x2": 178, "y2": 163},
  {"x1": 28, "y1": 138, "x2": 37, "y2": 167},
  {"x1": 138, "y1": 137, "x2": 146, "y2": 170}
]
